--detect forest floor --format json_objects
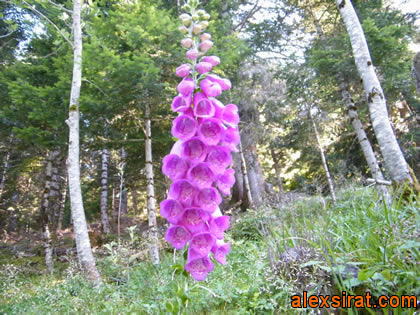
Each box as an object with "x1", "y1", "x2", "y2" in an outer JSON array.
[{"x1": 0, "y1": 186, "x2": 418, "y2": 314}]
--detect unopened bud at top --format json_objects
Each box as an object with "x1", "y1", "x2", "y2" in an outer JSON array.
[
  {"x1": 197, "y1": 9, "x2": 206, "y2": 16},
  {"x1": 178, "y1": 26, "x2": 189, "y2": 34},
  {"x1": 200, "y1": 21, "x2": 209, "y2": 29},
  {"x1": 181, "y1": 38, "x2": 193, "y2": 48},
  {"x1": 192, "y1": 14, "x2": 199, "y2": 21}
]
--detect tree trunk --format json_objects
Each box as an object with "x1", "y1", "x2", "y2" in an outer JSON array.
[
  {"x1": 336, "y1": 0, "x2": 412, "y2": 185},
  {"x1": 131, "y1": 188, "x2": 139, "y2": 217},
  {"x1": 50, "y1": 151, "x2": 61, "y2": 233},
  {"x1": 65, "y1": 0, "x2": 100, "y2": 283},
  {"x1": 145, "y1": 103, "x2": 160, "y2": 265},
  {"x1": 57, "y1": 173, "x2": 68, "y2": 231},
  {"x1": 339, "y1": 80, "x2": 390, "y2": 201},
  {"x1": 309, "y1": 110, "x2": 337, "y2": 204},
  {"x1": 100, "y1": 149, "x2": 111, "y2": 234},
  {"x1": 0, "y1": 150, "x2": 10, "y2": 202},
  {"x1": 238, "y1": 139, "x2": 253, "y2": 207},
  {"x1": 270, "y1": 146, "x2": 284, "y2": 193}
]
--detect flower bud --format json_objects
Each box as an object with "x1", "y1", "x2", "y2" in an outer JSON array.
[
  {"x1": 178, "y1": 26, "x2": 189, "y2": 34},
  {"x1": 179, "y1": 13, "x2": 190, "y2": 20},
  {"x1": 200, "y1": 33, "x2": 211, "y2": 41},
  {"x1": 181, "y1": 37, "x2": 193, "y2": 48},
  {"x1": 199, "y1": 40, "x2": 213, "y2": 52},
  {"x1": 202, "y1": 55, "x2": 220, "y2": 66},
  {"x1": 200, "y1": 21, "x2": 209, "y2": 29},
  {"x1": 192, "y1": 14, "x2": 199, "y2": 21},
  {"x1": 203, "y1": 13, "x2": 210, "y2": 20},
  {"x1": 182, "y1": 18, "x2": 191, "y2": 27},
  {"x1": 186, "y1": 48, "x2": 199, "y2": 60},
  {"x1": 176, "y1": 63, "x2": 191, "y2": 77},
  {"x1": 192, "y1": 24, "x2": 202, "y2": 35},
  {"x1": 197, "y1": 9, "x2": 206, "y2": 16},
  {"x1": 196, "y1": 61, "x2": 213, "y2": 74}
]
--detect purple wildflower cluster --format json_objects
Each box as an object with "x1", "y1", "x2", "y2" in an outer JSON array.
[{"x1": 160, "y1": 0, "x2": 240, "y2": 281}]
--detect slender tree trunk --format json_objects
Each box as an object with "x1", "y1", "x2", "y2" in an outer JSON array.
[
  {"x1": 65, "y1": 0, "x2": 100, "y2": 283},
  {"x1": 339, "y1": 81, "x2": 390, "y2": 201},
  {"x1": 50, "y1": 151, "x2": 61, "y2": 233},
  {"x1": 0, "y1": 150, "x2": 10, "y2": 202},
  {"x1": 131, "y1": 188, "x2": 139, "y2": 217},
  {"x1": 117, "y1": 148, "x2": 126, "y2": 244},
  {"x1": 336, "y1": 0, "x2": 413, "y2": 185},
  {"x1": 145, "y1": 103, "x2": 160, "y2": 265},
  {"x1": 239, "y1": 139, "x2": 253, "y2": 207},
  {"x1": 309, "y1": 110, "x2": 337, "y2": 204},
  {"x1": 57, "y1": 173, "x2": 68, "y2": 231},
  {"x1": 270, "y1": 146, "x2": 284, "y2": 193},
  {"x1": 100, "y1": 149, "x2": 111, "y2": 234}
]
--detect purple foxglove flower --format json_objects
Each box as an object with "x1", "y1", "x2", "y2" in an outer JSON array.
[
  {"x1": 209, "y1": 215, "x2": 230, "y2": 239},
  {"x1": 207, "y1": 74, "x2": 231, "y2": 91},
  {"x1": 165, "y1": 225, "x2": 191, "y2": 250},
  {"x1": 177, "y1": 77, "x2": 195, "y2": 96},
  {"x1": 200, "y1": 78, "x2": 222, "y2": 98},
  {"x1": 206, "y1": 145, "x2": 232, "y2": 175},
  {"x1": 176, "y1": 64, "x2": 192, "y2": 77},
  {"x1": 169, "y1": 140, "x2": 183, "y2": 156},
  {"x1": 197, "y1": 118, "x2": 224, "y2": 146},
  {"x1": 194, "y1": 187, "x2": 222, "y2": 213},
  {"x1": 181, "y1": 38, "x2": 193, "y2": 48},
  {"x1": 199, "y1": 40, "x2": 213, "y2": 52},
  {"x1": 190, "y1": 232, "x2": 215, "y2": 257},
  {"x1": 187, "y1": 162, "x2": 215, "y2": 189},
  {"x1": 211, "y1": 241, "x2": 231, "y2": 265},
  {"x1": 193, "y1": 92, "x2": 215, "y2": 118},
  {"x1": 181, "y1": 137, "x2": 207, "y2": 163},
  {"x1": 171, "y1": 114, "x2": 197, "y2": 140},
  {"x1": 160, "y1": 199, "x2": 184, "y2": 224},
  {"x1": 202, "y1": 55, "x2": 220, "y2": 66},
  {"x1": 223, "y1": 127, "x2": 240, "y2": 151},
  {"x1": 171, "y1": 94, "x2": 192, "y2": 112},
  {"x1": 185, "y1": 251, "x2": 214, "y2": 281},
  {"x1": 200, "y1": 33, "x2": 211, "y2": 41},
  {"x1": 186, "y1": 48, "x2": 199, "y2": 60},
  {"x1": 216, "y1": 168, "x2": 235, "y2": 195},
  {"x1": 196, "y1": 62, "x2": 213, "y2": 74},
  {"x1": 169, "y1": 179, "x2": 198, "y2": 206},
  {"x1": 179, "y1": 207, "x2": 210, "y2": 234},
  {"x1": 211, "y1": 99, "x2": 225, "y2": 119},
  {"x1": 222, "y1": 104, "x2": 239, "y2": 127},
  {"x1": 162, "y1": 154, "x2": 189, "y2": 181}
]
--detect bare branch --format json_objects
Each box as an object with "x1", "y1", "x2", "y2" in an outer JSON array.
[
  {"x1": 0, "y1": 29, "x2": 16, "y2": 39},
  {"x1": 45, "y1": 0, "x2": 72, "y2": 13}
]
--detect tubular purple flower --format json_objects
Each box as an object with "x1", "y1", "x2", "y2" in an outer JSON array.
[
  {"x1": 202, "y1": 55, "x2": 220, "y2": 66},
  {"x1": 209, "y1": 215, "x2": 230, "y2": 239},
  {"x1": 199, "y1": 40, "x2": 213, "y2": 52},
  {"x1": 165, "y1": 225, "x2": 192, "y2": 250},
  {"x1": 186, "y1": 48, "x2": 199, "y2": 60},
  {"x1": 187, "y1": 162, "x2": 215, "y2": 188},
  {"x1": 162, "y1": 154, "x2": 189, "y2": 180},
  {"x1": 171, "y1": 94, "x2": 192, "y2": 112},
  {"x1": 181, "y1": 137, "x2": 207, "y2": 163},
  {"x1": 200, "y1": 78, "x2": 222, "y2": 97},
  {"x1": 207, "y1": 145, "x2": 232, "y2": 175},
  {"x1": 169, "y1": 179, "x2": 197, "y2": 206},
  {"x1": 198, "y1": 118, "x2": 224, "y2": 146},
  {"x1": 193, "y1": 92, "x2": 215, "y2": 118},
  {"x1": 160, "y1": 199, "x2": 184, "y2": 224},
  {"x1": 211, "y1": 241, "x2": 231, "y2": 265},
  {"x1": 170, "y1": 140, "x2": 183, "y2": 156},
  {"x1": 171, "y1": 114, "x2": 197, "y2": 140},
  {"x1": 176, "y1": 64, "x2": 192, "y2": 77},
  {"x1": 190, "y1": 232, "x2": 215, "y2": 257},
  {"x1": 179, "y1": 207, "x2": 210, "y2": 234},
  {"x1": 207, "y1": 74, "x2": 231, "y2": 91},
  {"x1": 177, "y1": 77, "x2": 195, "y2": 96},
  {"x1": 223, "y1": 127, "x2": 240, "y2": 151},
  {"x1": 196, "y1": 62, "x2": 213, "y2": 74},
  {"x1": 222, "y1": 104, "x2": 239, "y2": 127},
  {"x1": 216, "y1": 168, "x2": 235, "y2": 195},
  {"x1": 185, "y1": 250, "x2": 214, "y2": 281},
  {"x1": 194, "y1": 187, "x2": 222, "y2": 213},
  {"x1": 181, "y1": 37, "x2": 193, "y2": 48},
  {"x1": 211, "y1": 99, "x2": 225, "y2": 119}
]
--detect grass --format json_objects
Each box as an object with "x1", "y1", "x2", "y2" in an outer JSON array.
[{"x1": 0, "y1": 185, "x2": 418, "y2": 314}]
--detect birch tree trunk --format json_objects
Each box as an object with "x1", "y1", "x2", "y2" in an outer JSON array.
[
  {"x1": 65, "y1": 0, "x2": 100, "y2": 283},
  {"x1": 145, "y1": 103, "x2": 160, "y2": 265},
  {"x1": 57, "y1": 173, "x2": 68, "y2": 231},
  {"x1": 309, "y1": 110, "x2": 337, "y2": 204},
  {"x1": 339, "y1": 81, "x2": 390, "y2": 201},
  {"x1": 0, "y1": 150, "x2": 10, "y2": 202},
  {"x1": 336, "y1": 0, "x2": 413, "y2": 185},
  {"x1": 41, "y1": 151, "x2": 54, "y2": 274},
  {"x1": 100, "y1": 149, "x2": 111, "y2": 234}
]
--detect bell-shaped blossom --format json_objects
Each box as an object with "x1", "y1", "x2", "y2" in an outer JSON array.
[
  {"x1": 162, "y1": 154, "x2": 189, "y2": 181},
  {"x1": 193, "y1": 92, "x2": 215, "y2": 118},
  {"x1": 165, "y1": 225, "x2": 191, "y2": 250},
  {"x1": 198, "y1": 118, "x2": 224, "y2": 146},
  {"x1": 177, "y1": 77, "x2": 195, "y2": 96},
  {"x1": 199, "y1": 40, "x2": 213, "y2": 52},
  {"x1": 185, "y1": 249, "x2": 214, "y2": 281},
  {"x1": 190, "y1": 232, "x2": 215, "y2": 257},
  {"x1": 187, "y1": 162, "x2": 215, "y2": 189},
  {"x1": 202, "y1": 55, "x2": 220, "y2": 66},
  {"x1": 169, "y1": 140, "x2": 183, "y2": 156},
  {"x1": 181, "y1": 137, "x2": 207, "y2": 163},
  {"x1": 211, "y1": 241, "x2": 231, "y2": 265},
  {"x1": 169, "y1": 179, "x2": 197, "y2": 206},
  {"x1": 160, "y1": 199, "x2": 184, "y2": 224},
  {"x1": 223, "y1": 127, "x2": 240, "y2": 151},
  {"x1": 179, "y1": 207, "x2": 210, "y2": 234},
  {"x1": 171, "y1": 114, "x2": 197, "y2": 140},
  {"x1": 207, "y1": 145, "x2": 232, "y2": 175},
  {"x1": 196, "y1": 62, "x2": 212, "y2": 74},
  {"x1": 217, "y1": 168, "x2": 235, "y2": 195},
  {"x1": 181, "y1": 38, "x2": 193, "y2": 48},
  {"x1": 194, "y1": 187, "x2": 221, "y2": 213},
  {"x1": 176, "y1": 64, "x2": 192, "y2": 77},
  {"x1": 209, "y1": 215, "x2": 230, "y2": 239},
  {"x1": 186, "y1": 48, "x2": 199, "y2": 60},
  {"x1": 171, "y1": 94, "x2": 192, "y2": 112},
  {"x1": 222, "y1": 104, "x2": 239, "y2": 127},
  {"x1": 211, "y1": 99, "x2": 225, "y2": 119},
  {"x1": 200, "y1": 33, "x2": 211, "y2": 41},
  {"x1": 207, "y1": 74, "x2": 231, "y2": 91},
  {"x1": 200, "y1": 78, "x2": 222, "y2": 98}
]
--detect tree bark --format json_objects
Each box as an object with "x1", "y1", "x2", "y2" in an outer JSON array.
[
  {"x1": 309, "y1": 110, "x2": 337, "y2": 204},
  {"x1": 270, "y1": 146, "x2": 284, "y2": 193},
  {"x1": 100, "y1": 149, "x2": 111, "y2": 234},
  {"x1": 66, "y1": 0, "x2": 100, "y2": 283},
  {"x1": 239, "y1": 139, "x2": 254, "y2": 208},
  {"x1": 145, "y1": 103, "x2": 160, "y2": 265},
  {"x1": 57, "y1": 173, "x2": 68, "y2": 231},
  {"x1": 336, "y1": 0, "x2": 412, "y2": 185},
  {"x1": 0, "y1": 150, "x2": 10, "y2": 202},
  {"x1": 339, "y1": 80, "x2": 390, "y2": 201}
]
